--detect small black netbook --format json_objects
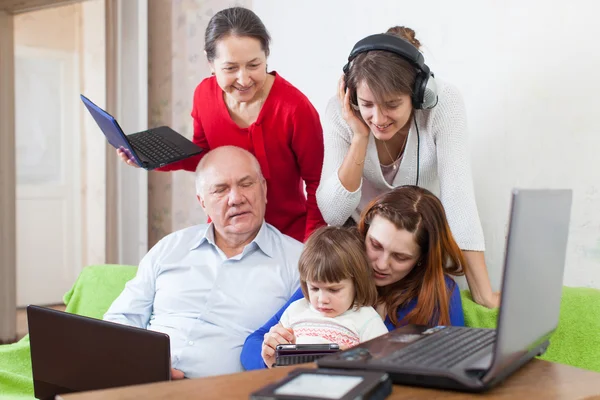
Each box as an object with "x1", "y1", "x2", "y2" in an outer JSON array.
[
  {"x1": 80, "y1": 94, "x2": 202, "y2": 170},
  {"x1": 319, "y1": 189, "x2": 573, "y2": 392},
  {"x1": 275, "y1": 343, "x2": 340, "y2": 367},
  {"x1": 27, "y1": 306, "x2": 171, "y2": 400}
]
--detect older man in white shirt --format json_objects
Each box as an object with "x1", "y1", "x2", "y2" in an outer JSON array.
[{"x1": 104, "y1": 146, "x2": 303, "y2": 378}]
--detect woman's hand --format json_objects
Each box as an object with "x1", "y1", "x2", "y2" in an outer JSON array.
[
  {"x1": 338, "y1": 75, "x2": 370, "y2": 139},
  {"x1": 116, "y1": 146, "x2": 140, "y2": 168},
  {"x1": 261, "y1": 323, "x2": 296, "y2": 368}
]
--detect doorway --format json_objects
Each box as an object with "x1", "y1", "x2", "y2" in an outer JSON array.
[{"x1": 1, "y1": 0, "x2": 149, "y2": 343}]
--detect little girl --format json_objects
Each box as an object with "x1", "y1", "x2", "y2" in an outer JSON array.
[{"x1": 278, "y1": 226, "x2": 388, "y2": 350}]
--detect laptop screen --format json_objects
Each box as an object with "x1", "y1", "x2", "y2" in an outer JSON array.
[
  {"x1": 80, "y1": 94, "x2": 142, "y2": 165},
  {"x1": 491, "y1": 189, "x2": 572, "y2": 373}
]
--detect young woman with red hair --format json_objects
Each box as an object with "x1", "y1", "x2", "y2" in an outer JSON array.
[{"x1": 241, "y1": 185, "x2": 467, "y2": 369}]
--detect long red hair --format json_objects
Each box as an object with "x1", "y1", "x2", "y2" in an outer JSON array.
[{"x1": 357, "y1": 186, "x2": 467, "y2": 327}]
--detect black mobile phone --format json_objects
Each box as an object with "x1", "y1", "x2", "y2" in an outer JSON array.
[{"x1": 275, "y1": 344, "x2": 341, "y2": 367}]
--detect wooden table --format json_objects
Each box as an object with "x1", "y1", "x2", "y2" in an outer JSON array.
[{"x1": 58, "y1": 359, "x2": 600, "y2": 400}]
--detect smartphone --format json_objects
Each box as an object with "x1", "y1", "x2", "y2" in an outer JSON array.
[{"x1": 275, "y1": 344, "x2": 341, "y2": 367}]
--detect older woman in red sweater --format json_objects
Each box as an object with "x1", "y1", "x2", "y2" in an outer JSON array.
[{"x1": 118, "y1": 7, "x2": 325, "y2": 242}]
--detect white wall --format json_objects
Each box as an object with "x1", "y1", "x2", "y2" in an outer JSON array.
[{"x1": 252, "y1": 0, "x2": 600, "y2": 290}]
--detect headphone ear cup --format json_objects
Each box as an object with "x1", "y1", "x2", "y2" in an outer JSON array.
[
  {"x1": 411, "y1": 73, "x2": 422, "y2": 110},
  {"x1": 412, "y1": 73, "x2": 424, "y2": 109},
  {"x1": 421, "y1": 74, "x2": 438, "y2": 110}
]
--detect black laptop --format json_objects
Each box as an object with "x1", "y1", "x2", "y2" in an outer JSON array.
[
  {"x1": 318, "y1": 189, "x2": 573, "y2": 392},
  {"x1": 27, "y1": 306, "x2": 171, "y2": 400},
  {"x1": 80, "y1": 94, "x2": 202, "y2": 170}
]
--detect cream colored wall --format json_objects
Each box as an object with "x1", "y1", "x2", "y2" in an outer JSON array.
[
  {"x1": 79, "y1": 0, "x2": 106, "y2": 266},
  {"x1": 148, "y1": 0, "x2": 252, "y2": 247},
  {"x1": 14, "y1": 3, "x2": 79, "y2": 51}
]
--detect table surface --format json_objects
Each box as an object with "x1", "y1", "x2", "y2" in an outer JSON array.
[{"x1": 58, "y1": 359, "x2": 600, "y2": 400}]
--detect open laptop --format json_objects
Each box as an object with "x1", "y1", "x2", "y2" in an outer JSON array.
[
  {"x1": 28, "y1": 305, "x2": 171, "y2": 400},
  {"x1": 80, "y1": 94, "x2": 202, "y2": 170},
  {"x1": 318, "y1": 189, "x2": 573, "y2": 392}
]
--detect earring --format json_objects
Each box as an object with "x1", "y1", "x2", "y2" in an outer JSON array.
[{"x1": 211, "y1": 71, "x2": 215, "y2": 76}]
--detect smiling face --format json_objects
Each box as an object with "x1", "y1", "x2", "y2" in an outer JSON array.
[
  {"x1": 306, "y1": 279, "x2": 355, "y2": 318},
  {"x1": 355, "y1": 81, "x2": 413, "y2": 141},
  {"x1": 197, "y1": 148, "x2": 267, "y2": 242},
  {"x1": 365, "y1": 215, "x2": 421, "y2": 287},
  {"x1": 209, "y1": 35, "x2": 268, "y2": 104}
]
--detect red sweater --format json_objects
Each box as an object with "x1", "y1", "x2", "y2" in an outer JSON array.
[{"x1": 158, "y1": 72, "x2": 326, "y2": 242}]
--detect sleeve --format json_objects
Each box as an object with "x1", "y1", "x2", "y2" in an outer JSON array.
[
  {"x1": 103, "y1": 243, "x2": 162, "y2": 328},
  {"x1": 448, "y1": 279, "x2": 466, "y2": 326},
  {"x1": 431, "y1": 83, "x2": 485, "y2": 251},
  {"x1": 290, "y1": 96, "x2": 327, "y2": 240},
  {"x1": 316, "y1": 97, "x2": 364, "y2": 226},
  {"x1": 279, "y1": 307, "x2": 291, "y2": 329},
  {"x1": 155, "y1": 84, "x2": 209, "y2": 172},
  {"x1": 240, "y1": 287, "x2": 304, "y2": 370},
  {"x1": 358, "y1": 309, "x2": 390, "y2": 343}
]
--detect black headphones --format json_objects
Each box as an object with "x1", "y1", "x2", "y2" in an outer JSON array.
[
  {"x1": 343, "y1": 33, "x2": 438, "y2": 110},
  {"x1": 343, "y1": 33, "x2": 438, "y2": 186}
]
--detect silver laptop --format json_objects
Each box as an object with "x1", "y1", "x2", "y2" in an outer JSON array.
[{"x1": 318, "y1": 189, "x2": 573, "y2": 392}]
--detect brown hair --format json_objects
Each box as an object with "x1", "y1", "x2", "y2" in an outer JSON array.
[
  {"x1": 346, "y1": 26, "x2": 421, "y2": 106},
  {"x1": 357, "y1": 186, "x2": 467, "y2": 327},
  {"x1": 204, "y1": 7, "x2": 271, "y2": 62},
  {"x1": 298, "y1": 226, "x2": 378, "y2": 309}
]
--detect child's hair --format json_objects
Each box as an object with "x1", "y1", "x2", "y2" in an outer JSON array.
[{"x1": 298, "y1": 226, "x2": 378, "y2": 309}]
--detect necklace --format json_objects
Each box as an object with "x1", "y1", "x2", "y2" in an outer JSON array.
[{"x1": 380, "y1": 131, "x2": 409, "y2": 170}]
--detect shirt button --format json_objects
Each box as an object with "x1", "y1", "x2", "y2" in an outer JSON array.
[{"x1": 188, "y1": 341, "x2": 194, "y2": 346}]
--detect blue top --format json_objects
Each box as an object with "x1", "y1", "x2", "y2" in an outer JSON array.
[
  {"x1": 104, "y1": 222, "x2": 303, "y2": 378},
  {"x1": 240, "y1": 275, "x2": 464, "y2": 370}
]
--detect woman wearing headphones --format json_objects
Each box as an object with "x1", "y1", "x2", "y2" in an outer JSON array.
[
  {"x1": 118, "y1": 7, "x2": 326, "y2": 242},
  {"x1": 316, "y1": 27, "x2": 498, "y2": 308}
]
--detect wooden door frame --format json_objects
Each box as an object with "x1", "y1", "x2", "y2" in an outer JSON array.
[{"x1": 0, "y1": 9, "x2": 17, "y2": 344}]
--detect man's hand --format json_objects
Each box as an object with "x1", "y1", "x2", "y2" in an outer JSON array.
[
  {"x1": 261, "y1": 324, "x2": 296, "y2": 368},
  {"x1": 171, "y1": 368, "x2": 184, "y2": 380}
]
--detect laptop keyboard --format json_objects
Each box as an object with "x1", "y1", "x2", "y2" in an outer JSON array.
[
  {"x1": 381, "y1": 327, "x2": 496, "y2": 369},
  {"x1": 129, "y1": 133, "x2": 185, "y2": 163}
]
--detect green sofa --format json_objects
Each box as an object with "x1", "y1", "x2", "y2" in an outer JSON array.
[{"x1": 1, "y1": 264, "x2": 599, "y2": 400}]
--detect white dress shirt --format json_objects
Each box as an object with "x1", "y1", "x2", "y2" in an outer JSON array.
[{"x1": 104, "y1": 222, "x2": 302, "y2": 378}]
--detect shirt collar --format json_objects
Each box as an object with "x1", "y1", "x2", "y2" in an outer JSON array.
[
  {"x1": 252, "y1": 222, "x2": 274, "y2": 258},
  {"x1": 189, "y1": 223, "x2": 215, "y2": 250},
  {"x1": 189, "y1": 221, "x2": 274, "y2": 258}
]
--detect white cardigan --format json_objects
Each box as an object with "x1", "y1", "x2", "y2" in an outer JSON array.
[{"x1": 316, "y1": 80, "x2": 485, "y2": 251}]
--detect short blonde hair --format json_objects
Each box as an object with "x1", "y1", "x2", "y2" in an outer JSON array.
[{"x1": 298, "y1": 226, "x2": 378, "y2": 309}]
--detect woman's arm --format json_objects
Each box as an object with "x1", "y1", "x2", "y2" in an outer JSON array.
[
  {"x1": 290, "y1": 98, "x2": 326, "y2": 240},
  {"x1": 240, "y1": 288, "x2": 303, "y2": 370},
  {"x1": 316, "y1": 96, "x2": 368, "y2": 226},
  {"x1": 432, "y1": 82, "x2": 495, "y2": 307},
  {"x1": 463, "y1": 251, "x2": 499, "y2": 309}
]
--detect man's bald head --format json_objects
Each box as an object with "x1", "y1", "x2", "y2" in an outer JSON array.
[{"x1": 195, "y1": 146, "x2": 264, "y2": 196}]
